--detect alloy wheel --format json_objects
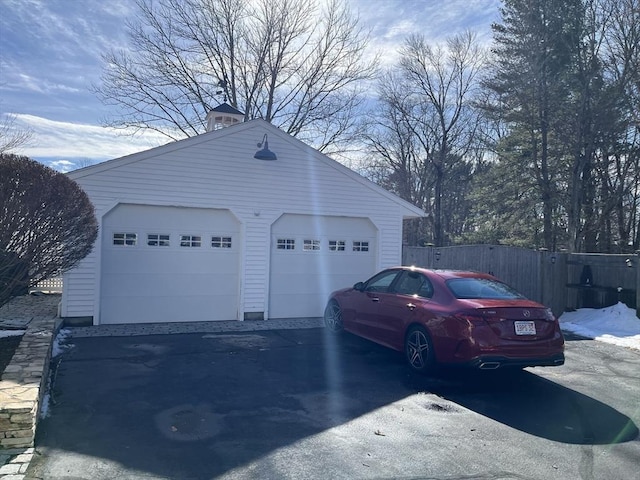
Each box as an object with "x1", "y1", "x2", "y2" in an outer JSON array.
[
  {"x1": 406, "y1": 327, "x2": 431, "y2": 372},
  {"x1": 324, "y1": 300, "x2": 343, "y2": 332}
]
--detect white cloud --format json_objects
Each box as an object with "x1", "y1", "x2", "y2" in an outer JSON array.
[
  {"x1": 350, "y1": 0, "x2": 499, "y2": 68},
  {"x1": 13, "y1": 114, "x2": 168, "y2": 166},
  {"x1": 11, "y1": 73, "x2": 82, "y2": 95},
  {"x1": 15, "y1": 73, "x2": 45, "y2": 94},
  {"x1": 48, "y1": 159, "x2": 76, "y2": 173}
]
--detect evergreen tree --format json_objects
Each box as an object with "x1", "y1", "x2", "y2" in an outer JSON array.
[{"x1": 482, "y1": 0, "x2": 583, "y2": 250}]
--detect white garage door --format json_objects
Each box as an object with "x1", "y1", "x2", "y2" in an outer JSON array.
[
  {"x1": 269, "y1": 214, "x2": 377, "y2": 318},
  {"x1": 101, "y1": 204, "x2": 240, "y2": 324}
]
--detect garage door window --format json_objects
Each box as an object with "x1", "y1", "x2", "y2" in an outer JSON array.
[
  {"x1": 113, "y1": 233, "x2": 137, "y2": 246},
  {"x1": 303, "y1": 239, "x2": 320, "y2": 251},
  {"x1": 147, "y1": 234, "x2": 170, "y2": 246},
  {"x1": 353, "y1": 241, "x2": 369, "y2": 252},
  {"x1": 180, "y1": 235, "x2": 202, "y2": 247},
  {"x1": 329, "y1": 240, "x2": 345, "y2": 251},
  {"x1": 277, "y1": 238, "x2": 295, "y2": 250},
  {"x1": 212, "y1": 236, "x2": 232, "y2": 248}
]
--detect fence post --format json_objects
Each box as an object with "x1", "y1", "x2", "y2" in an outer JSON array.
[
  {"x1": 539, "y1": 249, "x2": 547, "y2": 308},
  {"x1": 540, "y1": 250, "x2": 567, "y2": 317},
  {"x1": 557, "y1": 251, "x2": 569, "y2": 315}
]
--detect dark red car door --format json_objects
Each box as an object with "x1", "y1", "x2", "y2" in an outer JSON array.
[
  {"x1": 359, "y1": 270, "x2": 434, "y2": 351},
  {"x1": 351, "y1": 270, "x2": 401, "y2": 340}
]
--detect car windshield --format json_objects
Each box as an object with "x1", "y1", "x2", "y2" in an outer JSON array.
[{"x1": 446, "y1": 277, "x2": 526, "y2": 300}]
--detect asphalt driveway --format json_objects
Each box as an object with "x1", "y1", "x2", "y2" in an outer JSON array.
[{"x1": 27, "y1": 327, "x2": 640, "y2": 480}]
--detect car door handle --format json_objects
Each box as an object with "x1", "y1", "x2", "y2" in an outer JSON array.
[
  {"x1": 371, "y1": 297, "x2": 380, "y2": 302},
  {"x1": 407, "y1": 303, "x2": 416, "y2": 310}
]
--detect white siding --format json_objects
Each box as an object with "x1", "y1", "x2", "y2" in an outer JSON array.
[
  {"x1": 372, "y1": 216, "x2": 406, "y2": 268},
  {"x1": 64, "y1": 120, "x2": 423, "y2": 322},
  {"x1": 61, "y1": 245, "x2": 98, "y2": 317}
]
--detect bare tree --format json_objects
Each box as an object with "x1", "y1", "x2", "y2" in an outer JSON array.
[
  {"x1": 391, "y1": 32, "x2": 484, "y2": 246},
  {"x1": 0, "y1": 110, "x2": 33, "y2": 154},
  {"x1": 93, "y1": 0, "x2": 377, "y2": 151},
  {"x1": 601, "y1": 0, "x2": 640, "y2": 251},
  {"x1": 0, "y1": 154, "x2": 98, "y2": 306},
  {"x1": 607, "y1": 0, "x2": 640, "y2": 127},
  {"x1": 361, "y1": 71, "x2": 435, "y2": 245}
]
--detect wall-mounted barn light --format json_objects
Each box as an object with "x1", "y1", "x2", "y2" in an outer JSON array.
[{"x1": 254, "y1": 134, "x2": 277, "y2": 161}]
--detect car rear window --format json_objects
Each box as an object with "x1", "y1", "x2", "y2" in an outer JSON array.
[{"x1": 446, "y1": 278, "x2": 525, "y2": 300}]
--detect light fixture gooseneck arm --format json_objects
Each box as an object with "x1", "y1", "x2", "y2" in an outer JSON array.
[{"x1": 254, "y1": 133, "x2": 278, "y2": 161}]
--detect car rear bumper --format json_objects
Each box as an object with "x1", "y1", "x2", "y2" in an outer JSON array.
[{"x1": 466, "y1": 353, "x2": 565, "y2": 370}]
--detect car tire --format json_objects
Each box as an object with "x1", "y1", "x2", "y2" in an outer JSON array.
[
  {"x1": 324, "y1": 299, "x2": 343, "y2": 333},
  {"x1": 405, "y1": 325, "x2": 436, "y2": 374}
]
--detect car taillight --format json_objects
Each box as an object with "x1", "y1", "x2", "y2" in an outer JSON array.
[{"x1": 544, "y1": 308, "x2": 556, "y2": 322}]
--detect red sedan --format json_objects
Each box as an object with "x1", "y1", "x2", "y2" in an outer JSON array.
[{"x1": 324, "y1": 266, "x2": 565, "y2": 373}]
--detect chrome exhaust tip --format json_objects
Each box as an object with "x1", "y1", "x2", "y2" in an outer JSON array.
[{"x1": 479, "y1": 362, "x2": 501, "y2": 370}]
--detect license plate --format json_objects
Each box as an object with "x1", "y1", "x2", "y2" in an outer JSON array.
[{"x1": 515, "y1": 321, "x2": 536, "y2": 335}]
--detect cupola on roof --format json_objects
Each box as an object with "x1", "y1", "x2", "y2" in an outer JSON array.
[{"x1": 206, "y1": 103, "x2": 245, "y2": 131}]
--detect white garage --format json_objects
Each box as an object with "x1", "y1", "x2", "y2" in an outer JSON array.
[
  {"x1": 61, "y1": 110, "x2": 424, "y2": 325},
  {"x1": 269, "y1": 214, "x2": 377, "y2": 318},
  {"x1": 101, "y1": 204, "x2": 240, "y2": 323}
]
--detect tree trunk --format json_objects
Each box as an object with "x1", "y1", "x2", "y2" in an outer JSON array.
[{"x1": 433, "y1": 160, "x2": 445, "y2": 246}]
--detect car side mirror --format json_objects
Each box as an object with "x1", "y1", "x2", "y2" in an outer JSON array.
[{"x1": 353, "y1": 282, "x2": 365, "y2": 292}]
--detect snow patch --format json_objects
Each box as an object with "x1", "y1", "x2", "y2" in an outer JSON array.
[
  {"x1": 40, "y1": 329, "x2": 75, "y2": 419},
  {"x1": 0, "y1": 329, "x2": 26, "y2": 338},
  {"x1": 51, "y1": 328, "x2": 74, "y2": 357},
  {"x1": 559, "y1": 302, "x2": 640, "y2": 351},
  {"x1": 40, "y1": 390, "x2": 51, "y2": 419}
]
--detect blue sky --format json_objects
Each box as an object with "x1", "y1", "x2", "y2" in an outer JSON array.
[{"x1": 0, "y1": 0, "x2": 500, "y2": 171}]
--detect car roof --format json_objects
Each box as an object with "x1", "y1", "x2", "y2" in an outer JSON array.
[{"x1": 394, "y1": 266, "x2": 496, "y2": 281}]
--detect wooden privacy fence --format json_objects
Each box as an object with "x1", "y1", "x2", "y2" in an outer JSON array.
[{"x1": 403, "y1": 245, "x2": 639, "y2": 317}]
